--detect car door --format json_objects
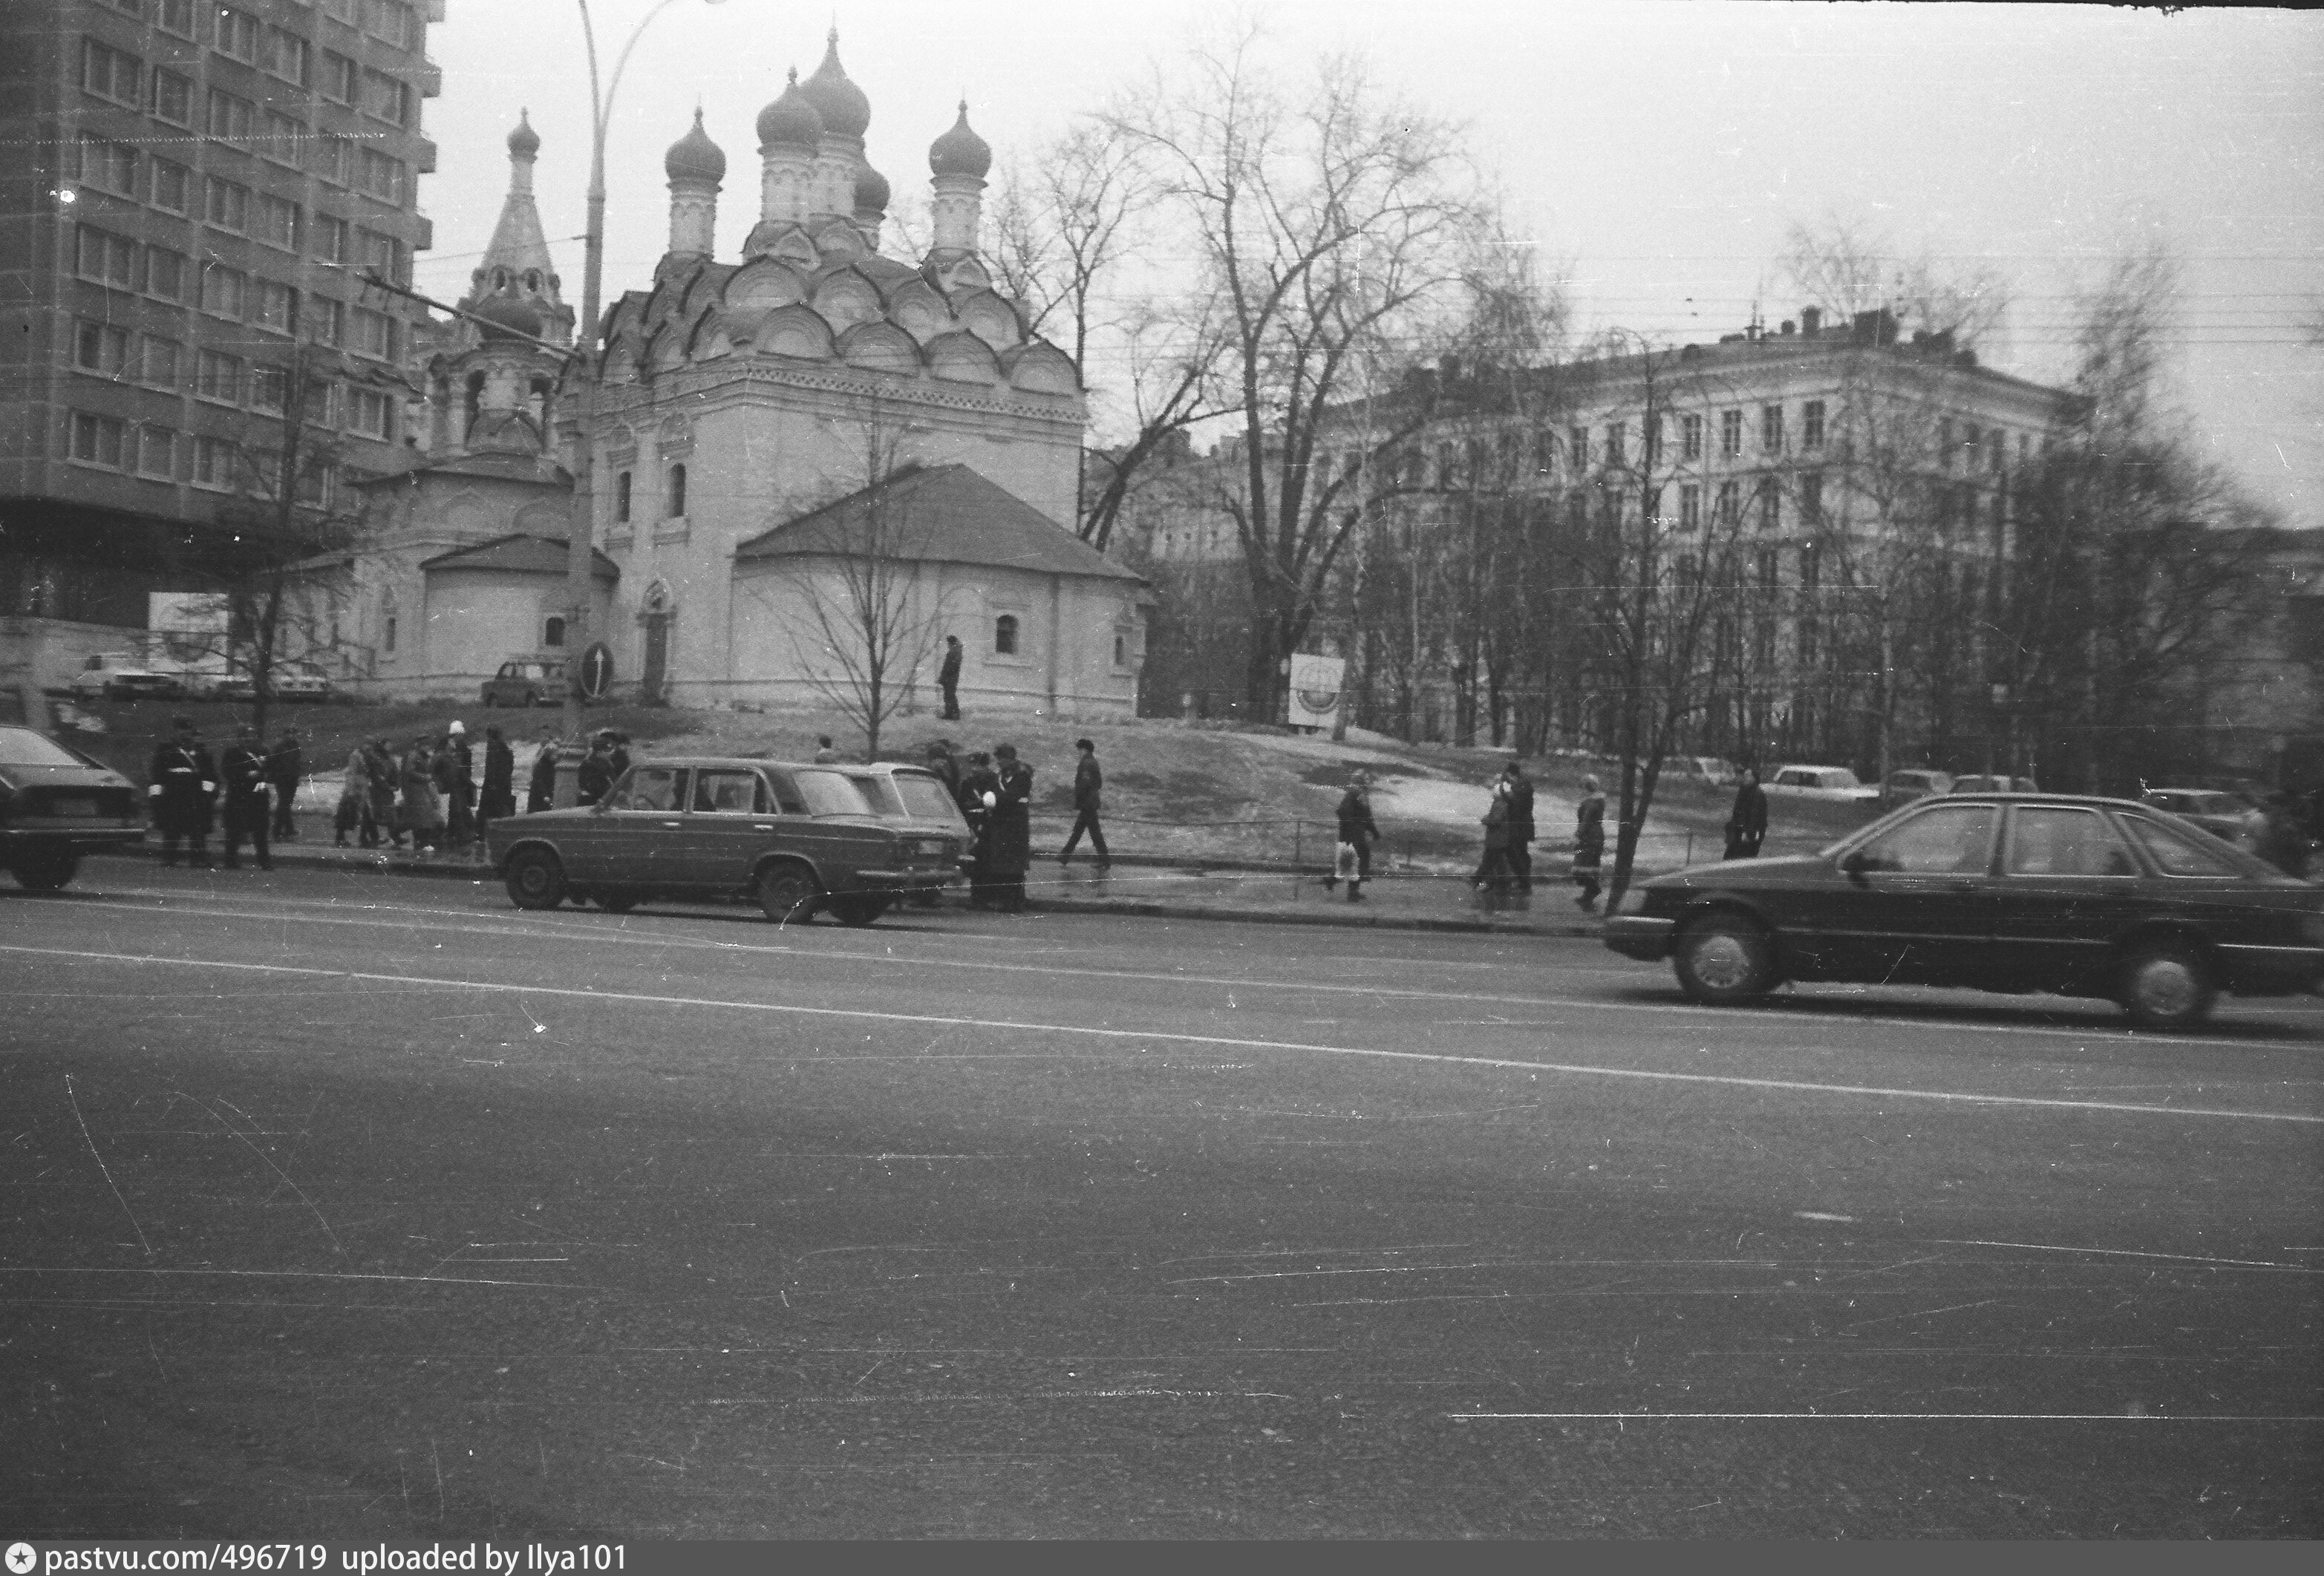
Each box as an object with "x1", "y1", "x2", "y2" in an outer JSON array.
[
  {"x1": 1987, "y1": 804, "x2": 2154, "y2": 995},
  {"x1": 673, "y1": 766, "x2": 778, "y2": 894},
  {"x1": 1814, "y1": 801, "x2": 2001, "y2": 985},
  {"x1": 582, "y1": 765, "x2": 689, "y2": 891}
]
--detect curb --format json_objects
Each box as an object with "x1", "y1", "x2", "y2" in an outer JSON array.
[{"x1": 88, "y1": 843, "x2": 1608, "y2": 939}]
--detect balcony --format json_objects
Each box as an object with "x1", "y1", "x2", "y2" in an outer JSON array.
[
  {"x1": 415, "y1": 58, "x2": 442, "y2": 97},
  {"x1": 420, "y1": 1, "x2": 447, "y2": 22},
  {"x1": 414, "y1": 137, "x2": 437, "y2": 174}
]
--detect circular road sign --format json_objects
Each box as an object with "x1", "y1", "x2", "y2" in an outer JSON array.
[{"x1": 578, "y1": 641, "x2": 616, "y2": 702}]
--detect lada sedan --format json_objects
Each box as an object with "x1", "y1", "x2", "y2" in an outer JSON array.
[
  {"x1": 0, "y1": 725, "x2": 146, "y2": 890},
  {"x1": 485, "y1": 756, "x2": 968, "y2": 926},
  {"x1": 1605, "y1": 792, "x2": 2324, "y2": 1028}
]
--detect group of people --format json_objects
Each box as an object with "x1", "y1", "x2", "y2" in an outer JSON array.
[
  {"x1": 146, "y1": 717, "x2": 303, "y2": 869},
  {"x1": 331, "y1": 721, "x2": 520, "y2": 853},
  {"x1": 918, "y1": 738, "x2": 1043, "y2": 911}
]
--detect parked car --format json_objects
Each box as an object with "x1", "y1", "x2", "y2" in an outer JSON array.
[
  {"x1": 68, "y1": 655, "x2": 183, "y2": 703},
  {"x1": 1880, "y1": 768, "x2": 1955, "y2": 810},
  {"x1": 1605, "y1": 791, "x2": 2324, "y2": 1027},
  {"x1": 2138, "y1": 788, "x2": 2262, "y2": 849},
  {"x1": 1763, "y1": 764, "x2": 1879, "y2": 802},
  {"x1": 1670, "y1": 756, "x2": 1740, "y2": 788},
  {"x1": 0, "y1": 724, "x2": 146, "y2": 890},
  {"x1": 268, "y1": 667, "x2": 333, "y2": 703},
  {"x1": 486, "y1": 756, "x2": 969, "y2": 925},
  {"x1": 1949, "y1": 774, "x2": 2040, "y2": 794},
  {"x1": 480, "y1": 660, "x2": 568, "y2": 708}
]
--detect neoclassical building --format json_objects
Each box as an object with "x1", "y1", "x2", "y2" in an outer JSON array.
[{"x1": 568, "y1": 30, "x2": 1143, "y2": 714}]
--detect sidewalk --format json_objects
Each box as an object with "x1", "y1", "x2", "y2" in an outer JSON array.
[{"x1": 91, "y1": 817, "x2": 1610, "y2": 938}]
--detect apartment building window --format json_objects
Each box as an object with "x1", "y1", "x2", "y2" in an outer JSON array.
[
  {"x1": 69, "y1": 412, "x2": 128, "y2": 469},
  {"x1": 1532, "y1": 428, "x2": 1555, "y2": 474},
  {"x1": 1936, "y1": 417, "x2": 1954, "y2": 468},
  {"x1": 1678, "y1": 483, "x2": 1701, "y2": 532},
  {"x1": 81, "y1": 41, "x2": 140, "y2": 107},
  {"x1": 296, "y1": 461, "x2": 333, "y2": 509},
  {"x1": 324, "y1": 0, "x2": 359, "y2": 22},
  {"x1": 311, "y1": 298, "x2": 344, "y2": 347},
  {"x1": 72, "y1": 321, "x2": 130, "y2": 377},
  {"x1": 157, "y1": 0, "x2": 198, "y2": 39},
  {"x1": 666, "y1": 464, "x2": 688, "y2": 517},
  {"x1": 316, "y1": 216, "x2": 350, "y2": 263},
  {"x1": 1799, "y1": 540, "x2": 1821, "y2": 592},
  {"x1": 1962, "y1": 423, "x2": 1981, "y2": 471},
  {"x1": 1715, "y1": 480, "x2": 1740, "y2": 529},
  {"x1": 382, "y1": 613, "x2": 396, "y2": 653},
  {"x1": 1802, "y1": 399, "x2": 1825, "y2": 450},
  {"x1": 264, "y1": 27, "x2": 310, "y2": 85},
  {"x1": 1433, "y1": 443, "x2": 1455, "y2": 489},
  {"x1": 203, "y1": 177, "x2": 249, "y2": 232},
  {"x1": 356, "y1": 226, "x2": 400, "y2": 278},
  {"x1": 1990, "y1": 433, "x2": 2006, "y2": 475},
  {"x1": 356, "y1": 149, "x2": 405, "y2": 204},
  {"x1": 149, "y1": 157, "x2": 191, "y2": 213},
  {"x1": 77, "y1": 136, "x2": 139, "y2": 197},
  {"x1": 1566, "y1": 491, "x2": 1588, "y2": 534},
  {"x1": 254, "y1": 194, "x2": 300, "y2": 250},
  {"x1": 139, "y1": 336, "x2": 180, "y2": 388},
  {"x1": 214, "y1": 7, "x2": 261, "y2": 62},
  {"x1": 1642, "y1": 486, "x2": 1663, "y2": 528},
  {"x1": 206, "y1": 91, "x2": 255, "y2": 148},
  {"x1": 1760, "y1": 404, "x2": 1784, "y2": 453},
  {"x1": 252, "y1": 279, "x2": 296, "y2": 334},
  {"x1": 1720, "y1": 409, "x2": 1743, "y2": 459},
  {"x1": 1605, "y1": 422, "x2": 1626, "y2": 468},
  {"x1": 150, "y1": 70, "x2": 192, "y2": 126},
  {"x1": 361, "y1": 68, "x2": 411, "y2": 125},
  {"x1": 615, "y1": 471, "x2": 633, "y2": 523},
  {"x1": 75, "y1": 226, "x2": 137, "y2": 290},
  {"x1": 249, "y1": 364, "x2": 290, "y2": 415},
  {"x1": 1800, "y1": 471, "x2": 1823, "y2": 523},
  {"x1": 1681, "y1": 413, "x2": 1703, "y2": 461},
  {"x1": 195, "y1": 349, "x2": 241, "y2": 403},
  {"x1": 261, "y1": 110, "x2": 306, "y2": 166},
  {"x1": 1645, "y1": 414, "x2": 1663, "y2": 468},
  {"x1": 348, "y1": 388, "x2": 392, "y2": 439},
  {"x1": 319, "y1": 51, "x2": 357, "y2": 103},
  {"x1": 192, "y1": 436, "x2": 236, "y2": 489},
  {"x1": 137, "y1": 425, "x2": 177, "y2": 479},
  {"x1": 313, "y1": 133, "x2": 350, "y2": 185},
  {"x1": 144, "y1": 246, "x2": 186, "y2": 302},
  {"x1": 348, "y1": 306, "x2": 393, "y2": 359},
  {"x1": 363, "y1": 1, "x2": 417, "y2": 50},
  {"x1": 1756, "y1": 475, "x2": 1780, "y2": 532}
]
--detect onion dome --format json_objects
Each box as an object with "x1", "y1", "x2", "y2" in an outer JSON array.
[
  {"x1": 506, "y1": 110, "x2": 540, "y2": 159},
  {"x1": 755, "y1": 67, "x2": 823, "y2": 148},
  {"x1": 797, "y1": 28, "x2": 870, "y2": 140},
  {"x1": 473, "y1": 295, "x2": 545, "y2": 343},
  {"x1": 929, "y1": 101, "x2": 991, "y2": 180},
  {"x1": 854, "y1": 160, "x2": 890, "y2": 214},
  {"x1": 665, "y1": 108, "x2": 726, "y2": 183}
]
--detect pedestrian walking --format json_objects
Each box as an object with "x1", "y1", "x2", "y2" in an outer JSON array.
[
  {"x1": 988, "y1": 742, "x2": 1034, "y2": 912},
  {"x1": 399, "y1": 737, "x2": 445, "y2": 851},
  {"x1": 1323, "y1": 770, "x2": 1379, "y2": 902},
  {"x1": 364, "y1": 739, "x2": 398, "y2": 848},
  {"x1": 1573, "y1": 774, "x2": 1607, "y2": 912},
  {"x1": 266, "y1": 728, "x2": 302, "y2": 840},
  {"x1": 147, "y1": 716, "x2": 216, "y2": 868},
  {"x1": 443, "y1": 721, "x2": 476, "y2": 849},
  {"x1": 577, "y1": 734, "x2": 617, "y2": 805},
  {"x1": 1501, "y1": 759, "x2": 1535, "y2": 892},
  {"x1": 218, "y1": 723, "x2": 273, "y2": 870},
  {"x1": 1723, "y1": 764, "x2": 1767, "y2": 860},
  {"x1": 959, "y1": 751, "x2": 999, "y2": 908},
  {"x1": 1471, "y1": 779, "x2": 1515, "y2": 896},
  {"x1": 334, "y1": 742, "x2": 368, "y2": 846},
  {"x1": 938, "y1": 634, "x2": 963, "y2": 720},
  {"x1": 526, "y1": 727, "x2": 560, "y2": 813},
  {"x1": 1059, "y1": 738, "x2": 1109, "y2": 867},
  {"x1": 478, "y1": 725, "x2": 517, "y2": 831},
  {"x1": 814, "y1": 734, "x2": 841, "y2": 763}
]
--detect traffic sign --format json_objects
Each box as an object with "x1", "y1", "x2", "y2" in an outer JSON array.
[{"x1": 578, "y1": 641, "x2": 616, "y2": 702}]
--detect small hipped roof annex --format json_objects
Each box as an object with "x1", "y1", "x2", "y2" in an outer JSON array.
[{"x1": 735, "y1": 463, "x2": 1142, "y2": 584}]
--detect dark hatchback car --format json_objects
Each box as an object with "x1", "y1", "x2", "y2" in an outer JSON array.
[
  {"x1": 486, "y1": 757, "x2": 968, "y2": 926},
  {"x1": 0, "y1": 725, "x2": 146, "y2": 890},
  {"x1": 1605, "y1": 792, "x2": 2324, "y2": 1028}
]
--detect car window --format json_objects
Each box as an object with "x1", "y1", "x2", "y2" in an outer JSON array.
[
  {"x1": 691, "y1": 769, "x2": 765, "y2": 814},
  {"x1": 0, "y1": 727, "x2": 91, "y2": 768},
  {"x1": 847, "y1": 774, "x2": 906, "y2": 817},
  {"x1": 609, "y1": 766, "x2": 685, "y2": 812},
  {"x1": 2005, "y1": 806, "x2": 2140, "y2": 877},
  {"x1": 766, "y1": 771, "x2": 809, "y2": 814},
  {"x1": 2122, "y1": 814, "x2": 2243, "y2": 877},
  {"x1": 1777, "y1": 771, "x2": 1811, "y2": 788},
  {"x1": 893, "y1": 773, "x2": 967, "y2": 825},
  {"x1": 793, "y1": 769, "x2": 881, "y2": 817},
  {"x1": 1855, "y1": 803, "x2": 1996, "y2": 874}
]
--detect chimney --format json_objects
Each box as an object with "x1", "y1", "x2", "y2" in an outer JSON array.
[{"x1": 1801, "y1": 306, "x2": 1821, "y2": 336}]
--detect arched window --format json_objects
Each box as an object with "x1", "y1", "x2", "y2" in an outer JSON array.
[
  {"x1": 523, "y1": 269, "x2": 541, "y2": 293},
  {"x1": 544, "y1": 615, "x2": 566, "y2": 648},
  {"x1": 666, "y1": 462, "x2": 686, "y2": 517},
  {"x1": 614, "y1": 470, "x2": 632, "y2": 523},
  {"x1": 492, "y1": 267, "x2": 509, "y2": 290},
  {"x1": 993, "y1": 614, "x2": 1019, "y2": 655}
]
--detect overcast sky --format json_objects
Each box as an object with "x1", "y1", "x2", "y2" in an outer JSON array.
[{"x1": 412, "y1": 1, "x2": 2323, "y2": 527}]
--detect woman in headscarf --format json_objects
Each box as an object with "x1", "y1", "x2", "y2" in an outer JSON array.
[
  {"x1": 1573, "y1": 774, "x2": 1606, "y2": 912},
  {"x1": 399, "y1": 736, "x2": 444, "y2": 852}
]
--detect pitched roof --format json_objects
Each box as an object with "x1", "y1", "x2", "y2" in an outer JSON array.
[
  {"x1": 350, "y1": 449, "x2": 572, "y2": 488},
  {"x1": 735, "y1": 463, "x2": 1143, "y2": 583},
  {"x1": 421, "y1": 533, "x2": 618, "y2": 582}
]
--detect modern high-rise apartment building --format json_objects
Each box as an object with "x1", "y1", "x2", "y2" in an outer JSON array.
[{"x1": 0, "y1": 0, "x2": 438, "y2": 638}]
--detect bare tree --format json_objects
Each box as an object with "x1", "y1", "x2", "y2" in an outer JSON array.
[
  {"x1": 1779, "y1": 218, "x2": 2008, "y2": 347},
  {"x1": 1109, "y1": 27, "x2": 1483, "y2": 718}
]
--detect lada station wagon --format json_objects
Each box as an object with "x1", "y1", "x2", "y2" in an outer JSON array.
[
  {"x1": 485, "y1": 757, "x2": 969, "y2": 926},
  {"x1": 1605, "y1": 791, "x2": 2324, "y2": 1028}
]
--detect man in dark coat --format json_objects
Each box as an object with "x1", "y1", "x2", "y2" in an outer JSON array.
[
  {"x1": 1059, "y1": 738, "x2": 1109, "y2": 866},
  {"x1": 959, "y1": 751, "x2": 999, "y2": 908},
  {"x1": 265, "y1": 728, "x2": 302, "y2": 839},
  {"x1": 988, "y1": 742, "x2": 1034, "y2": 911},
  {"x1": 1501, "y1": 759, "x2": 1535, "y2": 892},
  {"x1": 1324, "y1": 770, "x2": 1380, "y2": 901},
  {"x1": 443, "y1": 721, "x2": 476, "y2": 848},
  {"x1": 478, "y1": 725, "x2": 517, "y2": 829},
  {"x1": 218, "y1": 723, "x2": 273, "y2": 871},
  {"x1": 577, "y1": 736, "x2": 617, "y2": 806},
  {"x1": 924, "y1": 739, "x2": 962, "y2": 799},
  {"x1": 526, "y1": 727, "x2": 561, "y2": 813},
  {"x1": 1573, "y1": 774, "x2": 1607, "y2": 912},
  {"x1": 148, "y1": 716, "x2": 216, "y2": 869},
  {"x1": 1724, "y1": 765, "x2": 1768, "y2": 860},
  {"x1": 938, "y1": 635, "x2": 964, "y2": 721}
]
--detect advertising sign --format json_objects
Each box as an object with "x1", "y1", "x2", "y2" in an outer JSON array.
[{"x1": 1285, "y1": 652, "x2": 1345, "y2": 730}]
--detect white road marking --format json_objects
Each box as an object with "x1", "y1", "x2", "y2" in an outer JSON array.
[
  {"x1": 1933, "y1": 1239, "x2": 2320, "y2": 1272},
  {"x1": 1446, "y1": 1412, "x2": 2324, "y2": 1422},
  {"x1": 4, "y1": 941, "x2": 2317, "y2": 1126}
]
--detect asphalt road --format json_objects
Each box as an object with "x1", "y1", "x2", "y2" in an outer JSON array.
[{"x1": 4, "y1": 864, "x2": 2320, "y2": 1538}]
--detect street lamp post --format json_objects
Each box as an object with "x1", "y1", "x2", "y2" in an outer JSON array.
[{"x1": 564, "y1": 0, "x2": 725, "y2": 738}]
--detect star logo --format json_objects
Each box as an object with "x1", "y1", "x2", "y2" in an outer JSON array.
[{"x1": 7, "y1": 1543, "x2": 37, "y2": 1575}]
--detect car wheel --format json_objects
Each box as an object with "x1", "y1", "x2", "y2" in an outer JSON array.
[
  {"x1": 2119, "y1": 945, "x2": 2215, "y2": 1029},
  {"x1": 10, "y1": 851, "x2": 79, "y2": 892},
  {"x1": 1671, "y1": 913, "x2": 1778, "y2": 1005},
  {"x1": 504, "y1": 847, "x2": 567, "y2": 910},
  {"x1": 593, "y1": 891, "x2": 640, "y2": 913},
  {"x1": 757, "y1": 864, "x2": 819, "y2": 925},
  {"x1": 829, "y1": 895, "x2": 887, "y2": 927}
]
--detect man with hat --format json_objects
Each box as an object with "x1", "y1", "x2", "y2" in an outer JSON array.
[
  {"x1": 959, "y1": 750, "x2": 999, "y2": 908},
  {"x1": 147, "y1": 716, "x2": 217, "y2": 869},
  {"x1": 443, "y1": 720, "x2": 476, "y2": 849},
  {"x1": 1058, "y1": 737, "x2": 1109, "y2": 868},
  {"x1": 218, "y1": 722, "x2": 273, "y2": 870},
  {"x1": 988, "y1": 743, "x2": 1034, "y2": 911},
  {"x1": 577, "y1": 733, "x2": 618, "y2": 806}
]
